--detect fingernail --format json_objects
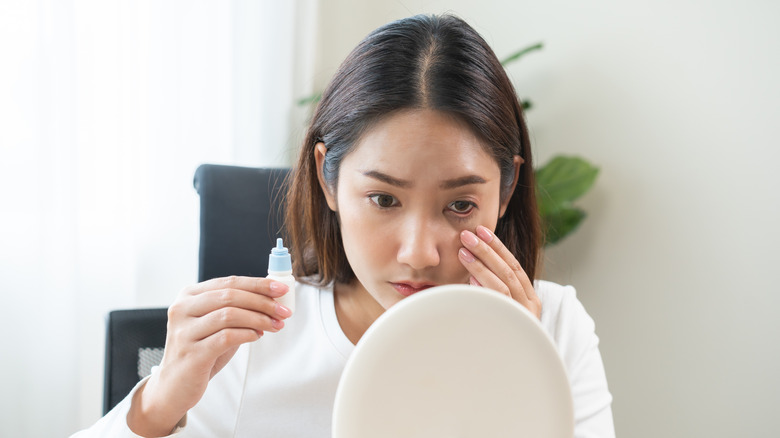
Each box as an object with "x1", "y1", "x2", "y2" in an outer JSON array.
[
  {"x1": 271, "y1": 318, "x2": 284, "y2": 330},
  {"x1": 469, "y1": 276, "x2": 482, "y2": 287},
  {"x1": 476, "y1": 226, "x2": 493, "y2": 243},
  {"x1": 459, "y1": 247, "x2": 476, "y2": 263},
  {"x1": 269, "y1": 281, "x2": 289, "y2": 294},
  {"x1": 275, "y1": 302, "x2": 292, "y2": 318},
  {"x1": 461, "y1": 230, "x2": 479, "y2": 248}
]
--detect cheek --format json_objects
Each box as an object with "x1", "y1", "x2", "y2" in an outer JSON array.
[
  {"x1": 336, "y1": 200, "x2": 394, "y2": 267},
  {"x1": 442, "y1": 232, "x2": 470, "y2": 277}
]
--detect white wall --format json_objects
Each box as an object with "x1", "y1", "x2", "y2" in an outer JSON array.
[{"x1": 315, "y1": 1, "x2": 780, "y2": 437}]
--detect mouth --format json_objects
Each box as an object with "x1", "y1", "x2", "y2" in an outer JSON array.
[{"x1": 391, "y1": 282, "x2": 436, "y2": 297}]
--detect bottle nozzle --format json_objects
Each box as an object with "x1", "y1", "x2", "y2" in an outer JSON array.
[
  {"x1": 268, "y1": 238, "x2": 292, "y2": 272},
  {"x1": 272, "y1": 238, "x2": 287, "y2": 255}
]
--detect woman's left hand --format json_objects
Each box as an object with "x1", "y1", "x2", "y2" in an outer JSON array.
[{"x1": 458, "y1": 225, "x2": 541, "y2": 320}]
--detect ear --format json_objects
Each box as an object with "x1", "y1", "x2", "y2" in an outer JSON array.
[
  {"x1": 314, "y1": 142, "x2": 338, "y2": 211},
  {"x1": 498, "y1": 155, "x2": 524, "y2": 218}
]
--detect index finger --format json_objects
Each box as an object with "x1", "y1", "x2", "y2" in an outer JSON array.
[{"x1": 184, "y1": 275, "x2": 287, "y2": 298}]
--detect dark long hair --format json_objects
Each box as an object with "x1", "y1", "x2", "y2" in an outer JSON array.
[{"x1": 286, "y1": 14, "x2": 541, "y2": 285}]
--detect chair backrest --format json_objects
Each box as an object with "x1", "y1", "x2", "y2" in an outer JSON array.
[
  {"x1": 103, "y1": 308, "x2": 168, "y2": 415},
  {"x1": 193, "y1": 164, "x2": 291, "y2": 282},
  {"x1": 102, "y1": 165, "x2": 291, "y2": 414}
]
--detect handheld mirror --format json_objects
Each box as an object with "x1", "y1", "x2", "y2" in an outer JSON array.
[{"x1": 332, "y1": 284, "x2": 574, "y2": 438}]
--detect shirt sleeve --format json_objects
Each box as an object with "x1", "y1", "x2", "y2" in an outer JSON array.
[
  {"x1": 547, "y1": 285, "x2": 616, "y2": 438},
  {"x1": 69, "y1": 369, "x2": 187, "y2": 438}
]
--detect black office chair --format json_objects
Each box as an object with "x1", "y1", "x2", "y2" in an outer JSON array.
[{"x1": 102, "y1": 164, "x2": 291, "y2": 414}]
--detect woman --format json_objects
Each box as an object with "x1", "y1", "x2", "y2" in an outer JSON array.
[{"x1": 74, "y1": 14, "x2": 614, "y2": 437}]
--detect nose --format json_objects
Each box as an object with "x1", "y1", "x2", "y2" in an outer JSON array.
[{"x1": 396, "y1": 215, "x2": 441, "y2": 270}]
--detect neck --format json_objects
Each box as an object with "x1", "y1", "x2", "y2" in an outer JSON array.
[{"x1": 333, "y1": 279, "x2": 385, "y2": 345}]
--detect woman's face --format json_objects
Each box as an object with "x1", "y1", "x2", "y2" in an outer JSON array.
[{"x1": 317, "y1": 109, "x2": 513, "y2": 310}]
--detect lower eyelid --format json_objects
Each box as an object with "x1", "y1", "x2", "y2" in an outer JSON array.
[{"x1": 451, "y1": 213, "x2": 475, "y2": 223}]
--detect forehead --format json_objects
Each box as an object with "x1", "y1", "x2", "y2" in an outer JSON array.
[{"x1": 343, "y1": 109, "x2": 500, "y2": 179}]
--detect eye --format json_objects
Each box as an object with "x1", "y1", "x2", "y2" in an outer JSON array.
[
  {"x1": 368, "y1": 194, "x2": 399, "y2": 208},
  {"x1": 448, "y1": 200, "x2": 476, "y2": 215}
]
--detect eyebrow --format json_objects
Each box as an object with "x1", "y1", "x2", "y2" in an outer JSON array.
[
  {"x1": 361, "y1": 170, "x2": 487, "y2": 189},
  {"x1": 440, "y1": 175, "x2": 488, "y2": 189},
  {"x1": 362, "y1": 170, "x2": 411, "y2": 188}
]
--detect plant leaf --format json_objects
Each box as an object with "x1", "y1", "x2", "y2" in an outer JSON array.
[
  {"x1": 296, "y1": 93, "x2": 322, "y2": 106},
  {"x1": 500, "y1": 42, "x2": 544, "y2": 67},
  {"x1": 543, "y1": 206, "x2": 586, "y2": 246},
  {"x1": 535, "y1": 156, "x2": 599, "y2": 216}
]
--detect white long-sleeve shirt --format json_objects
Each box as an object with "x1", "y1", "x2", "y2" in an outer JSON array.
[{"x1": 71, "y1": 280, "x2": 614, "y2": 437}]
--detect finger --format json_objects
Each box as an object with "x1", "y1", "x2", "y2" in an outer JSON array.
[
  {"x1": 458, "y1": 247, "x2": 511, "y2": 298},
  {"x1": 190, "y1": 306, "x2": 284, "y2": 341},
  {"x1": 201, "y1": 328, "x2": 263, "y2": 358},
  {"x1": 183, "y1": 276, "x2": 289, "y2": 298},
  {"x1": 460, "y1": 229, "x2": 527, "y2": 303},
  {"x1": 474, "y1": 225, "x2": 536, "y2": 301},
  {"x1": 185, "y1": 288, "x2": 291, "y2": 320}
]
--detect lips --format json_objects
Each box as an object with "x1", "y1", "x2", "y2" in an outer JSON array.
[{"x1": 391, "y1": 282, "x2": 436, "y2": 297}]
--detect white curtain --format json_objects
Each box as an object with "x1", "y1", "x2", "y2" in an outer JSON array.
[{"x1": 0, "y1": 0, "x2": 318, "y2": 436}]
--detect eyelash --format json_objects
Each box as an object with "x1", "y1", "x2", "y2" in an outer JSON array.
[{"x1": 367, "y1": 194, "x2": 478, "y2": 220}]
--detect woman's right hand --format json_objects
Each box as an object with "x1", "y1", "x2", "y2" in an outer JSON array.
[{"x1": 126, "y1": 276, "x2": 292, "y2": 437}]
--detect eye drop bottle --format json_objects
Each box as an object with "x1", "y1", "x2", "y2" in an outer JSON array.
[{"x1": 268, "y1": 238, "x2": 295, "y2": 313}]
